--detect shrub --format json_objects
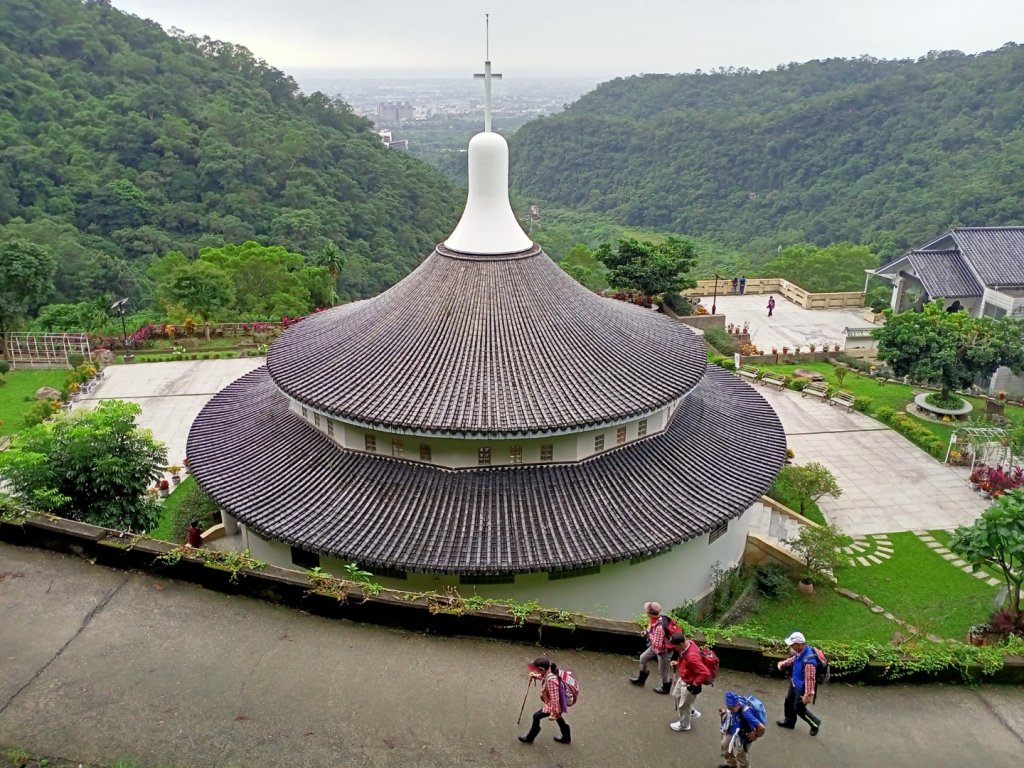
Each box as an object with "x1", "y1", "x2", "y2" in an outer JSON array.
[
  {"x1": 23, "y1": 399, "x2": 58, "y2": 427},
  {"x1": 874, "y1": 405, "x2": 896, "y2": 423},
  {"x1": 168, "y1": 482, "x2": 221, "y2": 544},
  {"x1": 755, "y1": 562, "x2": 793, "y2": 599},
  {"x1": 0, "y1": 359, "x2": 10, "y2": 374},
  {"x1": 853, "y1": 395, "x2": 873, "y2": 413},
  {"x1": 787, "y1": 376, "x2": 810, "y2": 392},
  {"x1": 67, "y1": 352, "x2": 86, "y2": 368},
  {"x1": 704, "y1": 326, "x2": 737, "y2": 355},
  {"x1": 833, "y1": 352, "x2": 873, "y2": 373}
]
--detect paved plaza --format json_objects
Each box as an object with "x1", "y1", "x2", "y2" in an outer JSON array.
[{"x1": 695, "y1": 293, "x2": 877, "y2": 353}]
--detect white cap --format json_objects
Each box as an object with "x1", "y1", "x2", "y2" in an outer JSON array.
[
  {"x1": 444, "y1": 131, "x2": 532, "y2": 255},
  {"x1": 785, "y1": 631, "x2": 806, "y2": 646}
]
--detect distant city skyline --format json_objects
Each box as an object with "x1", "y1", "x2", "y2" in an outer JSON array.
[{"x1": 111, "y1": 0, "x2": 1022, "y2": 79}]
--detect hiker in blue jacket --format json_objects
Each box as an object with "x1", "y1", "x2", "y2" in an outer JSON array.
[{"x1": 719, "y1": 691, "x2": 765, "y2": 768}]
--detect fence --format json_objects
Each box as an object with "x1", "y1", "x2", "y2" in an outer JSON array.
[{"x1": 3, "y1": 332, "x2": 92, "y2": 369}]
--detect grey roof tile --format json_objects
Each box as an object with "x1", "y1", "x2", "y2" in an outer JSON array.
[
  {"x1": 949, "y1": 227, "x2": 1024, "y2": 288},
  {"x1": 186, "y1": 365, "x2": 786, "y2": 574},
  {"x1": 266, "y1": 244, "x2": 707, "y2": 435},
  {"x1": 906, "y1": 250, "x2": 983, "y2": 298}
]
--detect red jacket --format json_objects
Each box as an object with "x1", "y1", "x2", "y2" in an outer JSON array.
[{"x1": 676, "y1": 641, "x2": 711, "y2": 685}]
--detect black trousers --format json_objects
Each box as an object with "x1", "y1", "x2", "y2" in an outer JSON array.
[
  {"x1": 781, "y1": 683, "x2": 820, "y2": 729},
  {"x1": 524, "y1": 709, "x2": 571, "y2": 742}
]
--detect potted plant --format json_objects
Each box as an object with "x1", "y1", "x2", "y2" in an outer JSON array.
[
  {"x1": 183, "y1": 457, "x2": 190, "y2": 475},
  {"x1": 967, "y1": 623, "x2": 992, "y2": 646},
  {"x1": 784, "y1": 522, "x2": 851, "y2": 595},
  {"x1": 833, "y1": 343, "x2": 841, "y2": 353},
  {"x1": 158, "y1": 478, "x2": 170, "y2": 498},
  {"x1": 808, "y1": 343, "x2": 816, "y2": 353},
  {"x1": 781, "y1": 346, "x2": 790, "y2": 355},
  {"x1": 969, "y1": 465, "x2": 987, "y2": 491},
  {"x1": 167, "y1": 465, "x2": 182, "y2": 485}
]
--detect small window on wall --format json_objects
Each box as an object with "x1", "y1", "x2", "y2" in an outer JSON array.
[
  {"x1": 616, "y1": 426, "x2": 627, "y2": 445},
  {"x1": 540, "y1": 444, "x2": 553, "y2": 462},
  {"x1": 594, "y1": 434, "x2": 605, "y2": 452},
  {"x1": 301, "y1": 406, "x2": 308, "y2": 420},
  {"x1": 291, "y1": 546, "x2": 320, "y2": 569},
  {"x1": 365, "y1": 434, "x2": 376, "y2": 452},
  {"x1": 510, "y1": 444, "x2": 522, "y2": 464},
  {"x1": 326, "y1": 420, "x2": 335, "y2": 438},
  {"x1": 478, "y1": 447, "x2": 491, "y2": 465},
  {"x1": 392, "y1": 438, "x2": 404, "y2": 457},
  {"x1": 314, "y1": 413, "x2": 321, "y2": 428},
  {"x1": 708, "y1": 521, "x2": 729, "y2": 544},
  {"x1": 419, "y1": 443, "x2": 432, "y2": 461},
  {"x1": 638, "y1": 418, "x2": 648, "y2": 437}
]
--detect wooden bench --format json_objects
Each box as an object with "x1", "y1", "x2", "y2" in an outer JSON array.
[
  {"x1": 802, "y1": 381, "x2": 830, "y2": 400},
  {"x1": 829, "y1": 390, "x2": 856, "y2": 412},
  {"x1": 760, "y1": 372, "x2": 787, "y2": 391},
  {"x1": 737, "y1": 364, "x2": 760, "y2": 383}
]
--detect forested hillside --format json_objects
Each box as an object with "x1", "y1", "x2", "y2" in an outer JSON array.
[
  {"x1": 510, "y1": 46, "x2": 1024, "y2": 257},
  {"x1": 0, "y1": 0, "x2": 460, "y2": 307}
]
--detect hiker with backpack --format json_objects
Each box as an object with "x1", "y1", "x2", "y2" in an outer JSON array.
[
  {"x1": 630, "y1": 601, "x2": 674, "y2": 693},
  {"x1": 775, "y1": 631, "x2": 823, "y2": 736},
  {"x1": 667, "y1": 631, "x2": 716, "y2": 732},
  {"x1": 719, "y1": 691, "x2": 766, "y2": 768},
  {"x1": 518, "y1": 656, "x2": 573, "y2": 745}
]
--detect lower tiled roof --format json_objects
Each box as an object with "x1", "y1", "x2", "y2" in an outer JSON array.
[
  {"x1": 906, "y1": 250, "x2": 983, "y2": 298},
  {"x1": 187, "y1": 366, "x2": 785, "y2": 574}
]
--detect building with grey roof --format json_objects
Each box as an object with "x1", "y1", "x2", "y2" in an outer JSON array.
[{"x1": 186, "y1": 57, "x2": 785, "y2": 618}]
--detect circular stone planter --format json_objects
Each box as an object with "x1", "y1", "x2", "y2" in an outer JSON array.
[{"x1": 912, "y1": 392, "x2": 973, "y2": 421}]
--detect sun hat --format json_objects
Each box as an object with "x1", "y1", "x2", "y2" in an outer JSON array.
[
  {"x1": 725, "y1": 691, "x2": 741, "y2": 707},
  {"x1": 644, "y1": 601, "x2": 663, "y2": 615},
  {"x1": 784, "y1": 631, "x2": 806, "y2": 646}
]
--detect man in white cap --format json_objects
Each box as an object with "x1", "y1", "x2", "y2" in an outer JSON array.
[
  {"x1": 629, "y1": 601, "x2": 673, "y2": 693},
  {"x1": 775, "y1": 631, "x2": 822, "y2": 735}
]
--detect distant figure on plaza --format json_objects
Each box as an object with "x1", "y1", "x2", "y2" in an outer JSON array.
[
  {"x1": 775, "y1": 631, "x2": 822, "y2": 735},
  {"x1": 731, "y1": 276, "x2": 739, "y2": 294},
  {"x1": 739, "y1": 276, "x2": 747, "y2": 295},
  {"x1": 630, "y1": 601, "x2": 673, "y2": 693},
  {"x1": 186, "y1": 520, "x2": 203, "y2": 548},
  {"x1": 767, "y1": 296, "x2": 775, "y2": 317},
  {"x1": 519, "y1": 656, "x2": 571, "y2": 745}
]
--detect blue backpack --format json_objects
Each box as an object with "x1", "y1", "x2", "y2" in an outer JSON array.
[{"x1": 741, "y1": 695, "x2": 768, "y2": 728}]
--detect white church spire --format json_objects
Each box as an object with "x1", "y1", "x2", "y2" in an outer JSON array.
[{"x1": 443, "y1": 14, "x2": 532, "y2": 255}]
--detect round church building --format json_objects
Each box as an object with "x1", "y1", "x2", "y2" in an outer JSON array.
[{"x1": 186, "y1": 108, "x2": 786, "y2": 621}]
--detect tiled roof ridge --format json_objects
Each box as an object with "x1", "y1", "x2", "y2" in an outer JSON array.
[{"x1": 186, "y1": 365, "x2": 786, "y2": 574}]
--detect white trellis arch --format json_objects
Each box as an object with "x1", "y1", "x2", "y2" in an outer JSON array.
[
  {"x1": 3, "y1": 333, "x2": 92, "y2": 369},
  {"x1": 946, "y1": 425, "x2": 1010, "y2": 469}
]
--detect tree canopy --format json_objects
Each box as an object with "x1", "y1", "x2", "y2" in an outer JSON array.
[
  {"x1": 951, "y1": 489, "x2": 1024, "y2": 621},
  {"x1": 0, "y1": 0, "x2": 460, "y2": 312},
  {"x1": 596, "y1": 236, "x2": 697, "y2": 296},
  {"x1": 510, "y1": 45, "x2": 1024, "y2": 260},
  {"x1": 0, "y1": 239, "x2": 55, "y2": 357},
  {"x1": 0, "y1": 400, "x2": 167, "y2": 531},
  {"x1": 873, "y1": 301, "x2": 1024, "y2": 399},
  {"x1": 166, "y1": 260, "x2": 235, "y2": 339}
]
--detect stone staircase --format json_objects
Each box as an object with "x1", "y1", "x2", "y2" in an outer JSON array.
[{"x1": 747, "y1": 497, "x2": 804, "y2": 558}]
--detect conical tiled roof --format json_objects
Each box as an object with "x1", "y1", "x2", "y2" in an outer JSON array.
[{"x1": 267, "y1": 244, "x2": 707, "y2": 435}]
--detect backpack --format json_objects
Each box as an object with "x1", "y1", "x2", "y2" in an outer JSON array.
[
  {"x1": 660, "y1": 614, "x2": 682, "y2": 642},
  {"x1": 558, "y1": 669, "x2": 579, "y2": 708},
  {"x1": 740, "y1": 695, "x2": 768, "y2": 728},
  {"x1": 810, "y1": 647, "x2": 830, "y2": 701},
  {"x1": 696, "y1": 644, "x2": 720, "y2": 685}
]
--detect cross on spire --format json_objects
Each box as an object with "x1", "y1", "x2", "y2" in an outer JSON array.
[{"x1": 473, "y1": 13, "x2": 501, "y2": 132}]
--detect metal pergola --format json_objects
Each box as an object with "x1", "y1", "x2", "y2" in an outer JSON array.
[{"x1": 946, "y1": 426, "x2": 1011, "y2": 469}]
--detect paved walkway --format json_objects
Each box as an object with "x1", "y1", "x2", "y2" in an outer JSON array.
[
  {"x1": 694, "y1": 294, "x2": 875, "y2": 353},
  {"x1": 0, "y1": 543, "x2": 1022, "y2": 768},
  {"x1": 757, "y1": 384, "x2": 988, "y2": 535}
]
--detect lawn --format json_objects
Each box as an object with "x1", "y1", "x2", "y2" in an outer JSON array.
[
  {"x1": 735, "y1": 584, "x2": 898, "y2": 643},
  {"x1": 0, "y1": 368, "x2": 70, "y2": 437},
  {"x1": 147, "y1": 475, "x2": 195, "y2": 542},
  {"x1": 929, "y1": 528, "x2": 1004, "y2": 582},
  {"x1": 835, "y1": 532, "x2": 1000, "y2": 639}
]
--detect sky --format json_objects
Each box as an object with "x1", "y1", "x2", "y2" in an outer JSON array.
[{"x1": 110, "y1": 0, "x2": 1022, "y2": 79}]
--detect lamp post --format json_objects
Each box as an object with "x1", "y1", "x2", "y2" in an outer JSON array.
[
  {"x1": 110, "y1": 297, "x2": 130, "y2": 353},
  {"x1": 711, "y1": 274, "x2": 721, "y2": 315}
]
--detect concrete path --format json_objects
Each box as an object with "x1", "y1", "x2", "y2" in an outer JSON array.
[
  {"x1": 696, "y1": 294, "x2": 874, "y2": 353},
  {"x1": 754, "y1": 385, "x2": 988, "y2": 535},
  {"x1": 1, "y1": 543, "x2": 1022, "y2": 768},
  {"x1": 74, "y1": 359, "x2": 264, "y2": 467}
]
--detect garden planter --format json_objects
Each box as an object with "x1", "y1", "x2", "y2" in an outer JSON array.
[
  {"x1": 797, "y1": 579, "x2": 814, "y2": 595},
  {"x1": 159, "y1": 488, "x2": 169, "y2": 498},
  {"x1": 171, "y1": 474, "x2": 182, "y2": 486}
]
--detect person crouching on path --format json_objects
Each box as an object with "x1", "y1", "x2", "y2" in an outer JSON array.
[
  {"x1": 775, "y1": 631, "x2": 822, "y2": 735},
  {"x1": 668, "y1": 631, "x2": 709, "y2": 731},
  {"x1": 720, "y1": 691, "x2": 765, "y2": 768},
  {"x1": 630, "y1": 601, "x2": 672, "y2": 693},
  {"x1": 519, "y1": 657, "x2": 571, "y2": 745}
]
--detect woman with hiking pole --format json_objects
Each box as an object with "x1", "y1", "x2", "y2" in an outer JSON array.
[{"x1": 518, "y1": 657, "x2": 571, "y2": 745}]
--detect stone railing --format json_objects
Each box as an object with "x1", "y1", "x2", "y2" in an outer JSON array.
[{"x1": 680, "y1": 278, "x2": 864, "y2": 309}]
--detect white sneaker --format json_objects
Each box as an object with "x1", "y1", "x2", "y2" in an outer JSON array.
[
  {"x1": 691, "y1": 709, "x2": 702, "y2": 719},
  {"x1": 670, "y1": 721, "x2": 691, "y2": 732}
]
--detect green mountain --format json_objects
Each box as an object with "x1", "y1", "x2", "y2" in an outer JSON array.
[
  {"x1": 0, "y1": 0, "x2": 460, "y2": 305},
  {"x1": 510, "y1": 46, "x2": 1024, "y2": 258}
]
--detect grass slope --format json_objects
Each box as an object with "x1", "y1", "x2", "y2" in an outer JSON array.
[{"x1": 0, "y1": 369, "x2": 70, "y2": 437}]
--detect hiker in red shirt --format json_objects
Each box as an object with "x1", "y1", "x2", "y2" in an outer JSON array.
[
  {"x1": 669, "y1": 632, "x2": 710, "y2": 732},
  {"x1": 519, "y1": 657, "x2": 571, "y2": 745},
  {"x1": 630, "y1": 601, "x2": 673, "y2": 693},
  {"x1": 186, "y1": 520, "x2": 203, "y2": 548}
]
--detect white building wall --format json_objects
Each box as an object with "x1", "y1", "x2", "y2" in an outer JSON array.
[{"x1": 234, "y1": 509, "x2": 751, "y2": 621}]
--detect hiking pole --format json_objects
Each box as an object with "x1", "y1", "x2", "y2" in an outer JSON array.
[{"x1": 517, "y1": 677, "x2": 534, "y2": 725}]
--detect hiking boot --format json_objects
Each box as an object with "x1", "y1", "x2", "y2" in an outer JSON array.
[
  {"x1": 670, "y1": 721, "x2": 691, "y2": 732},
  {"x1": 776, "y1": 720, "x2": 795, "y2": 729},
  {"x1": 629, "y1": 670, "x2": 649, "y2": 686},
  {"x1": 653, "y1": 681, "x2": 672, "y2": 694},
  {"x1": 809, "y1": 720, "x2": 821, "y2": 736},
  {"x1": 517, "y1": 736, "x2": 533, "y2": 744},
  {"x1": 554, "y1": 736, "x2": 571, "y2": 744}
]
